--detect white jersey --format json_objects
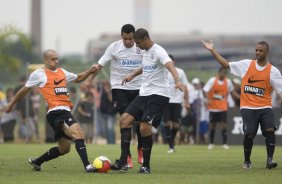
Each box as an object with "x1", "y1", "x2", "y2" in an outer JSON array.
[
  {"x1": 98, "y1": 40, "x2": 143, "y2": 90},
  {"x1": 229, "y1": 59, "x2": 282, "y2": 93},
  {"x1": 139, "y1": 43, "x2": 171, "y2": 97},
  {"x1": 168, "y1": 67, "x2": 188, "y2": 103},
  {"x1": 25, "y1": 68, "x2": 77, "y2": 112}
]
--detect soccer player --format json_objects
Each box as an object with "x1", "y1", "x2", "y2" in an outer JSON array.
[
  {"x1": 111, "y1": 28, "x2": 186, "y2": 173},
  {"x1": 203, "y1": 67, "x2": 234, "y2": 150},
  {"x1": 1, "y1": 49, "x2": 98, "y2": 173},
  {"x1": 202, "y1": 40, "x2": 282, "y2": 169},
  {"x1": 82, "y1": 24, "x2": 144, "y2": 167},
  {"x1": 163, "y1": 54, "x2": 189, "y2": 153}
]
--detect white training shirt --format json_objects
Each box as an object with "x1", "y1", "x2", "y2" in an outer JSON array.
[
  {"x1": 229, "y1": 59, "x2": 282, "y2": 109},
  {"x1": 139, "y1": 43, "x2": 171, "y2": 98},
  {"x1": 98, "y1": 40, "x2": 143, "y2": 90},
  {"x1": 168, "y1": 67, "x2": 188, "y2": 103},
  {"x1": 25, "y1": 68, "x2": 77, "y2": 112}
]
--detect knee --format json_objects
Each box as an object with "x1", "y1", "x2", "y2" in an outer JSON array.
[
  {"x1": 120, "y1": 114, "x2": 133, "y2": 128},
  {"x1": 72, "y1": 129, "x2": 84, "y2": 140},
  {"x1": 140, "y1": 124, "x2": 151, "y2": 136},
  {"x1": 59, "y1": 146, "x2": 71, "y2": 155}
]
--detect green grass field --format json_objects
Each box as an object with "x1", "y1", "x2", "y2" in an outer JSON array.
[{"x1": 0, "y1": 144, "x2": 282, "y2": 184}]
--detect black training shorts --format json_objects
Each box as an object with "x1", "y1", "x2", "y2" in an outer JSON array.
[
  {"x1": 240, "y1": 108, "x2": 276, "y2": 136},
  {"x1": 125, "y1": 94, "x2": 169, "y2": 128},
  {"x1": 112, "y1": 89, "x2": 139, "y2": 115},
  {"x1": 162, "y1": 103, "x2": 182, "y2": 123},
  {"x1": 209, "y1": 111, "x2": 227, "y2": 123},
  {"x1": 46, "y1": 110, "x2": 77, "y2": 140}
]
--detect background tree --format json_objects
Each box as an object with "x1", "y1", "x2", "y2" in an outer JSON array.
[{"x1": 0, "y1": 25, "x2": 39, "y2": 84}]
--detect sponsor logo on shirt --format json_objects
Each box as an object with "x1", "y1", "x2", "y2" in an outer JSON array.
[
  {"x1": 54, "y1": 87, "x2": 69, "y2": 96},
  {"x1": 118, "y1": 60, "x2": 142, "y2": 67},
  {"x1": 247, "y1": 77, "x2": 264, "y2": 84},
  {"x1": 54, "y1": 79, "x2": 64, "y2": 85},
  {"x1": 244, "y1": 85, "x2": 265, "y2": 97},
  {"x1": 143, "y1": 65, "x2": 158, "y2": 72}
]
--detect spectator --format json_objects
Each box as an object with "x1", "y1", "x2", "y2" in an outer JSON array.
[
  {"x1": 0, "y1": 88, "x2": 17, "y2": 142},
  {"x1": 190, "y1": 78, "x2": 209, "y2": 144},
  {"x1": 77, "y1": 92, "x2": 94, "y2": 144},
  {"x1": 100, "y1": 80, "x2": 117, "y2": 144}
]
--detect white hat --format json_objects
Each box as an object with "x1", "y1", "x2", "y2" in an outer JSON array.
[{"x1": 192, "y1": 78, "x2": 200, "y2": 84}]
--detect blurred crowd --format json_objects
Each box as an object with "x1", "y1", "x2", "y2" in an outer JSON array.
[{"x1": 1, "y1": 74, "x2": 282, "y2": 145}]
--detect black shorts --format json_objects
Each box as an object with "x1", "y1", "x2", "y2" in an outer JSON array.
[
  {"x1": 125, "y1": 94, "x2": 169, "y2": 128},
  {"x1": 162, "y1": 103, "x2": 182, "y2": 123},
  {"x1": 240, "y1": 108, "x2": 276, "y2": 136},
  {"x1": 46, "y1": 110, "x2": 77, "y2": 140},
  {"x1": 209, "y1": 111, "x2": 227, "y2": 123},
  {"x1": 112, "y1": 89, "x2": 139, "y2": 115}
]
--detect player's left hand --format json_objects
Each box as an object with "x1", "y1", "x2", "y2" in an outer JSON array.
[{"x1": 175, "y1": 81, "x2": 186, "y2": 92}]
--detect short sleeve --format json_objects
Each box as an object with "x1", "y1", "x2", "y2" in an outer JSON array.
[
  {"x1": 61, "y1": 68, "x2": 77, "y2": 83},
  {"x1": 203, "y1": 77, "x2": 215, "y2": 93},
  {"x1": 156, "y1": 46, "x2": 171, "y2": 65},
  {"x1": 270, "y1": 66, "x2": 282, "y2": 93},
  {"x1": 25, "y1": 69, "x2": 45, "y2": 88},
  {"x1": 97, "y1": 43, "x2": 115, "y2": 66},
  {"x1": 229, "y1": 59, "x2": 252, "y2": 78}
]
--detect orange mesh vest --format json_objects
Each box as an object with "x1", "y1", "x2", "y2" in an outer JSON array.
[
  {"x1": 207, "y1": 78, "x2": 228, "y2": 111},
  {"x1": 240, "y1": 60, "x2": 272, "y2": 108},
  {"x1": 39, "y1": 68, "x2": 73, "y2": 110}
]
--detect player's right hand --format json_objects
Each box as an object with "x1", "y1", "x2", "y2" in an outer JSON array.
[{"x1": 0, "y1": 105, "x2": 12, "y2": 113}]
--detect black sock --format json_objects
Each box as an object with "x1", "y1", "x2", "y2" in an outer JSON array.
[
  {"x1": 164, "y1": 126, "x2": 174, "y2": 149},
  {"x1": 222, "y1": 129, "x2": 227, "y2": 144},
  {"x1": 119, "y1": 128, "x2": 131, "y2": 165},
  {"x1": 75, "y1": 139, "x2": 90, "y2": 168},
  {"x1": 136, "y1": 124, "x2": 142, "y2": 150},
  {"x1": 142, "y1": 135, "x2": 153, "y2": 168},
  {"x1": 243, "y1": 135, "x2": 253, "y2": 162},
  {"x1": 265, "y1": 131, "x2": 275, "y2": 160},
  {"x1": 210, "y1": 129, "x2": 215, "y2": 144},
  {"x1": 171, "y1": 128, "x2": 178, "y2": 144},
  {"x1": 36, "y1": 147, "x2": 62, "y2": 166}
]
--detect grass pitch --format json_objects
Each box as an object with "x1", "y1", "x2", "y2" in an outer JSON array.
[{"x1": 0, "y1": 144, "x2": 282, "y2": 184}]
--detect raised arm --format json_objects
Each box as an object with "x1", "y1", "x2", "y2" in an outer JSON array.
[{"x1": 201, "y1": 40, "x2": 230, "y2": 69}]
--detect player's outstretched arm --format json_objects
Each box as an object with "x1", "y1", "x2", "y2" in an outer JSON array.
[
  {"x1": 75, "y1": 65, "x2": 101, "y2": 84},
  {"x1": 201, "y1": 40, "x2": 230, "y2": 69},
  {"x1": 1, "y1": 86, "x2": 32, "y2": 113},
  {"x1": 80, "y1": 64, "x2": 103, "y2": 90}
]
